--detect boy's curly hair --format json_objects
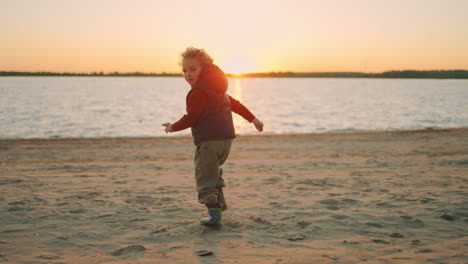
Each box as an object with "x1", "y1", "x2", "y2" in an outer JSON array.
[{"x1": 180, "y1": 47, "x2": 214, "y2": 66}]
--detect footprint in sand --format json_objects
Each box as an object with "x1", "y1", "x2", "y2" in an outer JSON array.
[
  {"x1": 263, "y1": 176, "x2": 282, "y2": 184},
  {"x1": 95, "y1": 213, "x2": 118, "y2": 219},
  {"x1": 419, "y1": 197, "x2": 435, "y2": 204},
  {"x1": 114, "y1": 180, "x2": 127, "y2": 184},
  {"x1": 297, "y1": 179, "x2": 329, "y2": 186},
  {"x1": 1, "y1": 229, "x2": 30, "y2": 234},
  {"x1": 125, "y1": 196, "x2": 159, "y2": 204},
  {"x1": 387, "y1": 232, "x2": 405, "y2": 238},
  {"x1": 331, "y1": 215, "x2": 350, "y2": 220},
  {"x1": 416, "y1": 248, "x2": 433, "y2": 253},
  {"x1": 403, "y1": 219, "x2": 425, "y2": 228},
  {"x1": 111, "y1": 245, "x2": 147, "y2": 256},
  {"x1": 222, "y1": 219, "x2": 245, "y2": 229},
  {"x1": 196, "y1": 250, "x2": 214, "y2": 256},
  {"x1": 342, "y1": 240, "x2": 360, "y2": 245},
  {"x1": 318, "y1": 199, "x2": 340, "y2": 210},
  {"x1": 8, "y1": 201, "x2": 26, "y2": 205},
  {"x1": 366, "y1": 222, "x2": 384, "y2": 228},
  {"x1": 375, "y1": 201, "x2": 397, "y2": 207},
  {"x1": 438, "y1": 213, "x2": 456, "y2": 221},
  {"x1": 69, "y1": 209, "x2": 87, "y2": 214},
  {"x1": 400, "y1": 215, "x2": 424, "y2": 228},
  {"x1": 372, "y1": 239, "x2": 390, "y2": 244},
  {"x1": 400, "y1": 215, "x2": 413, "y2": 220},
  {"x1": 318, "y1": 199, "x2": 339, "y2": 205},
  {"x1": 340, "y1": 198, "x2": 360, "y2": 205},
  {"x1": 250, "y1": 216, "x2": 272, "y2": 226},
  {"x1": 8, "y1": 207, "x2": 34, "y2": 212},
  {"x1": 268, "y1": 202, "x2": 283, "y2": 208},
  {"x1": 151, "y1": 226, "x2": 169, "y2": 234},
  {"x1": 35, "y1": 254, "x2": 61, "y2": 260},
  {"x1": 322, "y1": 254, "x2": 340, "y2": 261},
  {"x1": 297, "y1": 221, "x2": 312, "y2": 228},
  {"x1": 284, "y1": 200, "x2": 300, "y2": 205},
  {"x1": 286, "y1": 233, "x2": 306, "y2": 241},
  {"x1": 281, "y1": 216, "x2": 296, "y2": 221},
  {"x1": 7, "y1": 179, "x2": 24, "y2": 184}
]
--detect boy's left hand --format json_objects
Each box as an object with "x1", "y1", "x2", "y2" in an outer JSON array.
[
  {"x1": 252, "y1": 118, "x2": 264, "y2": 132},
  {"x1": 162, "y1": 123, "x2": 173, "y2": 133}
]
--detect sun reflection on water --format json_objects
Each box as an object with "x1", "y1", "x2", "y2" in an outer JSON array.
[
  {"x1": 231, "y1": 78, "x2": 242, "y2": 102},
  {"x1": 229, "y1": 78, "x2": 250, "y2": 135}
]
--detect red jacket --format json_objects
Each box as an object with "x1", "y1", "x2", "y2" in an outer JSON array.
[{"x1": 171, "y1": 88, "x2": 255, "y2": 132}]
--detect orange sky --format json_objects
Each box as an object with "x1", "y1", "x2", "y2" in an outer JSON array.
[{"x1": 2, "y1": 0, "x2": 468, "y2": 74}]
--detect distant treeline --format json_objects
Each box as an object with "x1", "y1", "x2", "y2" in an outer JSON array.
[
  {"x1": 232, "y1": 70, "x2": 468, "y2": 79},
  {"x1": 1, "y1": 70, "x2": 468, "y2": 79},
  {"x1": 0, "y1": 71, "x2": 181, "y2": 77}
]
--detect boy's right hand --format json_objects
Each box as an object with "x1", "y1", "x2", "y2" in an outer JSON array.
[
  {"x1": 162, "y1": 123, "x2": 173, "y2": 133},
  {"x1": 252, "y1": 118, "x2": 264, "y2": 132}
]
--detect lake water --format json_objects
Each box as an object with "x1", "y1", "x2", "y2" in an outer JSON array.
[{"x1": 1, "y1": 77, "x2": 467, "y2": 139}]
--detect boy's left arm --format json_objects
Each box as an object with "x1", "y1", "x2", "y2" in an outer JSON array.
[
  {"x1": 229, "y1": 95, "x2": 255, "y2": 122},
  {"x1": 229, "y1": 95, "x2": 264, "y2": 132}
]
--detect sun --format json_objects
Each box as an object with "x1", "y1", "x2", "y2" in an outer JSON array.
[{"x1": 221, "y1": 56, "x2": 255, "y2": 75}]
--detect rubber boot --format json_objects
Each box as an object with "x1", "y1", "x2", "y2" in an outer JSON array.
[{"x1": 200, "y1": 207, "x2": 222, "y2": 228}]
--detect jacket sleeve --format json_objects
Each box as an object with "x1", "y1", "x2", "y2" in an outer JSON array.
[
  {"x1": 229, "y1": 95, "x2": 256, "y2": 122},
  {"x1": 171, "y1": 89, "x2": 208, "y2": 132}
]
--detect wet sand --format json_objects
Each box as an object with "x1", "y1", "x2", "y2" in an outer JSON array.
[{"x1": 1, "y1": 129, "x2": 467, "y2": 263}]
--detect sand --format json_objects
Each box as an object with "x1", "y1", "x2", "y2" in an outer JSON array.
[{"x1": 1, "y1": 129, "x2": 467, "y2": 264}]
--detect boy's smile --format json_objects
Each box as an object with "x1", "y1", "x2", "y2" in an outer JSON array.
[{"x1": 182, "y1": 57, "x2": 202, "y2": 86}]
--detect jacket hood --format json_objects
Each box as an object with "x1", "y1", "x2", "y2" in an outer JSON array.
[{"x1": 192, "y1": 64, "x2": 228, "y2": 94}]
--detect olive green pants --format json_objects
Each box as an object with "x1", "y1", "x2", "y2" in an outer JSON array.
[{"x1": 194, "y1": 139, "x2": 232, "y2": 205}]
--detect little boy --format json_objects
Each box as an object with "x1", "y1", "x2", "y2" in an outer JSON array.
[{"x1": 163, "y1": 47, "x2": 263, "y2": 228}]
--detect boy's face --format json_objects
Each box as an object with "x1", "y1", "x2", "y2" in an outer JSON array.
[{"x1": 182, "y1": 57, "x2": 202, "y2": 86}]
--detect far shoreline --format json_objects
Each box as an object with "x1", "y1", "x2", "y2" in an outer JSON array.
[{"x1": 1, "y1": 70, "x2": 468, "y2": 79}]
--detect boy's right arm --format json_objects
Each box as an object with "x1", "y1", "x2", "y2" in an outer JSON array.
[{"x1": 169, "y1": 90, "x2": 208, "y2": 132}]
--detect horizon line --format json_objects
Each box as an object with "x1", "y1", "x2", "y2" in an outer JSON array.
[{"x1": 1, "y1": 69, "x2": 468, "y2": 75}]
